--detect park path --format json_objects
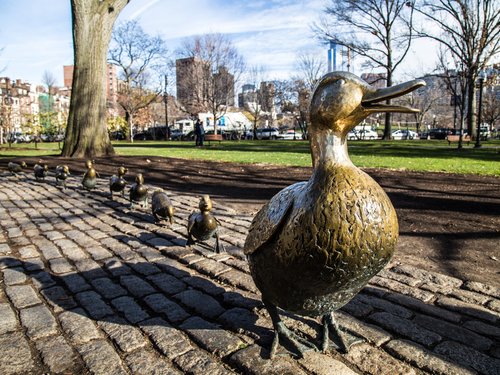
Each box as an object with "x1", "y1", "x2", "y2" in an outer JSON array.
[{"x1": 0, "y1": 172, "x2": 499, "y2": 375}]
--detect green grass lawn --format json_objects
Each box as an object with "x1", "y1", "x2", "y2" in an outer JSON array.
[{"x1": 2, "y1": 139, "x2": 499, "y2": 176}]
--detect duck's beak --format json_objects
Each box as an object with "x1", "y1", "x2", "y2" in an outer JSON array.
[{"x1": 362, "y1": 79, "x2": 426, "y2": 114}]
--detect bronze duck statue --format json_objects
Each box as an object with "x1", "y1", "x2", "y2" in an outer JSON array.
[
  {"x1": 55, "y1": 165, "x2": 70, "y2": 189},
  {"x1": 109, "y1": 166, "x2": 128, "y2": 199},
  {"x1": 152, "y1": 188, "x2": 175, "y2": 224},
  {"x1": 81, "y1": 160, "x2": 100, "y2": 191},
  {"x1": 244, "y1": 71, "x2": 425, "y2": 359},
  {"x1": 8, "y1": 161, "x2": 27, "y2": 176},
  {"x1": 34, "y1": 164, "x2": 49, "y2": 181},
  {"x1": 129, "y1": 173, "x2": 148, "y2": 209},
  {"x1": 187, "y1": 195, "x2": 225, "y2": 253}
]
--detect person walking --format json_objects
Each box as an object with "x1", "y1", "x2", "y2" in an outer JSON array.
[
  {"x1": 198, "y1": 120, "x2": 205, "y2": 147},
  {"x1": 194, "y1": 119, "x2": 201, "y2": 147}
]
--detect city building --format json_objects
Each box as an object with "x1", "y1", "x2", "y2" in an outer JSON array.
[
  {"x1": 176, "y1": 57, "x2": 235, "y2": 111},
  {"x1": 176, "y1": 57, "x2": 205, "y2": 110},
  {"x1": 0, "y1": 78, "x2": 40, "y2": 132}
]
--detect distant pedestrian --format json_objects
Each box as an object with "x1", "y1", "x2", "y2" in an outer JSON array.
[
  {"x1": 198, "y1": 120, "x2": 204, "y2": 147},
  {"x1": 194, "y1": 119, "x2": 201, "y2": 147}
]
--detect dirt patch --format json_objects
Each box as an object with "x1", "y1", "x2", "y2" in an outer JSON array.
[{"x1": 2, "y1": 154, "x2": 499, "y2": 288}]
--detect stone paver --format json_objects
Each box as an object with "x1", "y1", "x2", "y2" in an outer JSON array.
[
  {"x1": 0, "y1": 332, "x2": 34, "y2": 374},
  {"x1": 0, "y1": 175, "x2": 498, "y2": 375},
  {"x1": 19, "y1": 304, "x2": 58, "y2": 340}
]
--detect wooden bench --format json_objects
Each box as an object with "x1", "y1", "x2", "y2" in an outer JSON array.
[
  {"x1": 204, "y1": 133, "x2": 223, "y2": 146},
  {"x1": 446, "y1": 134, "x2": 471, "y2": 145}
]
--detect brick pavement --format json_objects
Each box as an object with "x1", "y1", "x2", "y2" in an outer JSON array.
[{"x1": 0, "y1": 171, "x2": 499, "y2": 375}]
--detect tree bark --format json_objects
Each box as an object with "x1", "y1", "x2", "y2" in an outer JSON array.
[{"x1": 62, "y1": 0, "x2": 130, "y2": 158}]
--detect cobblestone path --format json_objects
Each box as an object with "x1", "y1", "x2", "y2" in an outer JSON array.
[{"x1": 0, "y1": 172, "x2": 499, "y2": 375}]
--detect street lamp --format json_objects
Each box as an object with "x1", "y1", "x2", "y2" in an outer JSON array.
[
  {"x1": 474, "y1": 71, "x2": 486, "y2": 148},
  {"x1": 164, "y1": 75, "x2": 169, "y2": 139}
]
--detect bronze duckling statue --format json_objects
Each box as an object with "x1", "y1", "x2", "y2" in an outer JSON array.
[
  {"x1": 8, "y1": 161, "x2": 27, "y2": 176},
  {"x1": 34, "y1": 164, "x2": 49, "y2": 181},
  {"x1": 81, "y1": 160, "x2": 100, "y2": 191},
  {"x1": 244, "y1": 71, "x2": 425, "y2": 359},
  {"x1": 129, "y1": 173, "x2": 148, "y2": 209},
  {"x1": 151, "y1": 188, "x2": 175, "y2": 224},
  {"x1": 109, "y1": 166, "x2": 128, "y2": 199},
  {"x1": 55, "y1": 165, "x2": 70, "y2": 189},
  {"x1": 187, "y1": 195, "x2": 225, "y2": 253}
]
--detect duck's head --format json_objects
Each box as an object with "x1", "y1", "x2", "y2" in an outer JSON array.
[
  {"x1": 118, "y1": 166, "x2": 128, "y2": 176},
  {"x1": 309, "y1": 71, "x2": 425, "y2": 136},
  {"x1": 21, "y1": 162, "x2": 27, "y2": 168},
  {"x1": 63, "y1": 165, "x2": 70, "y2": 174},
  {"x1": 43, "y1": 165, "x2": 48, "y2": 172},
  {"x1": 135, "y1": 173, "x2": 144, "y2": 184},
  {"x1": 199, "y1": 195, "x2": 212, "y2": 213},
  {"x1": 85, "y1": 160, "x2": 93, "y2": 168},
  {"x1": 308, "y1": 72, "x2": 425, "y2": 167}
]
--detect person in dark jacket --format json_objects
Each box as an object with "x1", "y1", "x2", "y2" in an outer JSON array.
[{"x1": 195, "y1": 120, "x2": 204, "y2": 147}]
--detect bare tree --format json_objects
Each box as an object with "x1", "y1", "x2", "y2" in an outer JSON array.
[
  {"x1": 177, "y1": 33, "x2": 245, "y2": 134},
  {"x1": 62, "y1": 0, "x2": 130, "y2": 158},
  {"x1": 414, "y1": 0, "x2": 500, "y2": 139},
  {"x1": 272, "y1": 50, "x2": 326, "y2": 137},
  {"x1": 312, "y1": 0, "x2": 415, "y2": 139},
  {"x1": 482, "y1": 69, "x2": 500, "y2": 129},
  {"x1": 294, "y1": 49, "x2": 326, "y2": 90},
  {"x1": 108, "y1": 19, "x2": 168, "y2": 142}
]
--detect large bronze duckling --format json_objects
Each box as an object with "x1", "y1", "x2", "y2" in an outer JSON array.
[
  {"x1": 55, "y1": 165, "x2": 70, "y2": 189},
  {"x1": 109, "y1": 166, "x2": 128, "y2": 199},
  {"x1": 244, "y1": 72, "x2": 425, "y2": 359},
  {"x1": 8, "y1": 161, "x2": 27, "y2": 176},
  {"x1": 187, "y1": 195, "x2": 225, "y2": 253},
  {"x1": 81, "y1": 160, "x2": 100, "y2": 191},
  {"x1": 34, "y1": 164, "x2": 49, "y2": 181},
  {"x1": 129, "y1": 173, "x2": 148, "y2": 209},
  {"x1": 151, "y1": 188, "x2": 175, "y2": 224}
]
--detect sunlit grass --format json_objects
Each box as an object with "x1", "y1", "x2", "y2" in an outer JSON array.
[{"x1": 2, "y1": 139, "x2": 499, "y2": 176}]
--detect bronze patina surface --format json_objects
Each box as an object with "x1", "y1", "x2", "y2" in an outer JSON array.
[
  {"x1": 81, "y1": 160, "x2": 99, "y2": 191},
  {"x1": 244, "y1": 71, "x2": 425, "y2": 358},
  {"x1": 34, "y1": 164, "x2": 49, "y2": 181},
  {"x1": 129, "y1": 173, "x2": 148, "y2": 209},
  {"x1": 55, "y1": 165, "x2": 70, "y2": 189},
  {"x1": 109, "y1": 166, "x2": 128, "y2": 199},
  {"x1": 187, "y1": 195, "x2": 225, "y2": 253},
  {"x1": 8, "y1": 161, "x2": 27, "y2": 175},
  {"x1": 151, "y1": 188, "x2": 175, "y2": 224}
]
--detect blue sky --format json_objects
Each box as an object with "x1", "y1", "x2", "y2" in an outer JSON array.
[{"x1": 0, "y1": 0, "x2": 435, "y2": 89}]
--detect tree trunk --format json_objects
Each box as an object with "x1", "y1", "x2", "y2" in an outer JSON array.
[
  {"x1": 382, "y1": 70, "x2": 393, "y2": 140},
  {"x1": 62, "y1": 0, "x2": 130, "y2": 158},
  {"x1": 467, "y1": 77, "x2": 477, "y2": 139}
]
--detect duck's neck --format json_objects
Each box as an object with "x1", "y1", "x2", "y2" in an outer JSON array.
[{"x1": 309, "y1": 128, "x2": 353, "y2": 169}]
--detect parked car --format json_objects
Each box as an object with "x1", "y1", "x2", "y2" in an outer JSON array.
[
  {"x1": 133, "y1": 126, "x2": 169, "y2": 141},
  {"x1": 392, "y1": 129, "x2": 418, "y2": 140},
  {"x1": 347, "y1": 129, "x2": 378, "y2": 140},
  {"x1": 256, "y1": 127, "x2": 279, "y2": 140},
  {"x1": 277, "y1": 130, "x2": 301, "y2": 140},
  {"x1": 419, "y1": 128, "x2": 452, "y2": 140}
]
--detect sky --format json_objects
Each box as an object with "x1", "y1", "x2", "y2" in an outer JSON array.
[{"x1": 0, "y1": 0, "x2": 437, "y2": 90}]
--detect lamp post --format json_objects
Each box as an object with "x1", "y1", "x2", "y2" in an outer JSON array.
[
  {"x1": 474, "y1": 71, "x2": 485, "y2": 148},
  {"x1": 164, "y1": 75, "x2": 169, "y2": 139}
]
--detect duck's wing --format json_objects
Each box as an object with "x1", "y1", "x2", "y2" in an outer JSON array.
[{"x1": 244, "y1": 181, "x2": 306, "y2": 255}]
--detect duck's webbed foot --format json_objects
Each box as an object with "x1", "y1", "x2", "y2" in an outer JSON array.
[
  {"x1": 214, "y1": 230, "x2": 225, "y2": 253},
  {"x1": 264, "y1": 298, "x2": 317, "y2": 359},
  {"x1": 322, "y1": 312, "x2": 353, "y2": 354}
]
